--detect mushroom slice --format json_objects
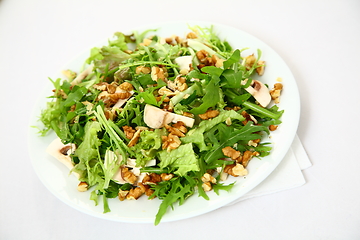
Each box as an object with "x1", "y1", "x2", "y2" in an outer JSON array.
[
  {"x1": 244, "y1": 80, "x2": 271, "y2": 107},
  {"x1": 174, "y1": 56, "x2": 193, "y2": 72},
  {"x1": 46, "y1": 138, "x2": 79, "y2": 179},
  {"x1": 112, "y1": 92, "x2": 134, "y2": 109},
  {"x1": 70, "y1": 64, "x2": 93, "y2": 86},
  {"x1": 143, "y1": 104, "x2": 195, "y2": 129}
]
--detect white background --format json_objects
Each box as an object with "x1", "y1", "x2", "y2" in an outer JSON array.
[{"x1": 1, "y1": 0, "x2": 359, "y2": 239}]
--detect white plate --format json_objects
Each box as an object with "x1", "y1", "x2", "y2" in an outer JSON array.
[{"x1": 28, "y1": 21, "x2": 300, "y2": 224}]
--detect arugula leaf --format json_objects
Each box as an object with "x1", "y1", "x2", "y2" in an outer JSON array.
[
  {"x1": 182, "y1": 110, "x2": 245, "y2": 151},
  {"x1": 153, "y1": 177, "x2": 195, "y2": 225},
  {"x1": 203, "y1": 122, "x2": 267, "y2": 164}
]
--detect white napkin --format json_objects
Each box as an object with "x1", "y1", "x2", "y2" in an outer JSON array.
[{"x1": 226, "y1": 134, "x2": 311, "y2": 206}]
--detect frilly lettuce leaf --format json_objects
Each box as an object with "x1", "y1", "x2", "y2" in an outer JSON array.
[{"x1": 158, "y1": 143, "x2": 199, "y2": 176}]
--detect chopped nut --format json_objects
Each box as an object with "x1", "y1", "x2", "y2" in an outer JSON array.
[
  {"x1": 106, "y1": 84, "x2": 117, "y2": 94},
  {"x1": 244, "y1": 54, "x2": 256, "y2": 70},
  {"x1": 241, "y1": 150, "x2": 254, "y2": 168},
  {"x1": 196, "y1": 50, "x2": 209, "y2": 63},
  {"x1": 167, "y1": 75, "x2": 188, "y2": 92},
  {"x1": 160, "y1": 173, "x2": 174, "y2": 181},
  {"x1": 202, "y1": 181, "x2": 212, "y2": 192},
  {"x1": 122, "y1": 167, "x2": 137, "y2": 184},
  {"x1": 139, "y1": 38, "x2": 152, "y2": 47},
  {"x1": 127, "y1": 129, "x2": 141, "y2": 147},
  {"x1": 224, "y1": 163, "x2": 248, "y2": 177},
  {"x1": 136, "y1": 66, "x2": 151, "y2": 74},
  {"x1": 162, "y1": 133, "x2": 182, "y2": 151},
  {"x1": 77, "y1": 182, "x2": 88, "y2": 192},
  {"x1": 222, "y1": 146, "x2": 241, "y2": 160},
  {"x1": 256, "y1": 60, "x2": 266, "y2": 76},
  {"x1": 241, "y1": 111, "x2": 258, "y2": 125},
  {"x1": 269, "y1": 125, "x2": 278, "y2": 131},
  {"x1": 270, "y1": 83, "x2": 283, "y2": 104},
  {"x1": 183, "y1": 112, "x2": 194, "y2": 118},
  {"x1": 122, "y1": 126, "x2": 136, "y2": 139},
  {"x1": 126, "y1": 187, "x2": 145, "y2": 200},
  {"x1": 201, "y1": 173, "x2": 216, "y2": 184},
  {"x1": 186, "y1": 32, "x2": 197, "y2": 39},
  {"x1": 118, "y1": 189, "x2": 129, "y2": 201},
  {"x1": 142, "y1": 173, "x2": 162, "y2": 185},
  {"x1": 119, "y1": 82, "x2": 134, "y2": 92},
  {"x1": 165, "y1": 124, "x2": 185, "y2": 137},
  {"x1": 248, "y1": 139, "x2": 260, "y2": 147},
  {"x1": 151, "y1": 66, "x2": 166, "y2": 81},
  {"x1": 158, "y1": 86, "x2": 177, "y2": 97},
  {"x1": 198, "y1": 109, "x2": 220, "y2": 120},
  {"x1": 109, "y1": 91, "x2": 132, "y2": 101}
]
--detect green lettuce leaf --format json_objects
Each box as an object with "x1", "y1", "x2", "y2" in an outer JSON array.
[{"x1": 158, "y1": 143, "x2": 199, "y2": 176}]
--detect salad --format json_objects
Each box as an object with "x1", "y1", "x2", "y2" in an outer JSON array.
[{"x1": 38, "y1": 25, "x2": 284, "y2": 225}]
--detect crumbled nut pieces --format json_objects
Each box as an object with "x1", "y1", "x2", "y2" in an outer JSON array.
[
  {"x1": 142, "y1": 173, "x2": 162, "y2": 185},
  {"x1": 241, "y1": 111, "x2": 258, "y2": 125},
  {"x1": 186, "y1": 32, "x2": 198, "y2": 39},
  {"x1": 135, "y1": 66, "x2": 151, "y2": 75},
  {"x1": 162, "y1": 133, "x2": 182, "y2": 151},
  {"x1": 224, "y1": 163, "x2": 248, "y2": 177},
  {"x1": 256, "y1": 60, "x2": 266, "y2": 76},
  {"x1": 95, "y1": 81, "x2": 134, "y2": 108},
  {"x1": 139, "y1": 38, "x2": 152, "y2": 47},
  {"x1": 198, "y1": 109, "x2": 220, "y2": 120},
  {"x1": 53, "y1": 89, "x2": 68, "y2": 99},
  {"x1": 158, "y1": 86, "x2": 177, "y2": 97},
  {"x1": 168, "y1": 76, "x2": 188, "y2": 92},
  {"x1": 160, "y1": 173, "x2": 174, "y2": 181},
  {"x1": 195, "y1": 50, "x2": 224, "y2": 69},
  {"x1": 269, "y1": 125, "x2": 278, "y2": 131},
  {"x1": 119, "y1": 82, "x2": 134, "y2": 92},
  {"x1": 201, "y1": 173, "x2": 217, "y2": 192},
  {"x1": 123, "y1": 126, "x2": 136, "y2": 139},
  {"x1": 127, "y1": 129, "x2": 141, "y2": 147},
  {"x1": 122, "y1": 167, "x2": 137, "y2": 185},
  {"x1": 77, "y1": 182, "x2": 89, "y2": 192},
  {"x1": 126, "y1": 186, "x2": 145, "y2": 200},
  {"x1": 222, "y1": 146, "x2": 241, "y2": 160},
  {"x1": 118, "y1": 189, "x2": 129, "y2": 201},
  {"x1": 248, "y1": 139, "x2": 260, "y2": 147},
  {"x1": 222, "y1": 146, "x2": 259, "y2": 169},
  {"x1": 241, "y1": 150, "x2": 255, "y2": 168},
  {"x1": 270, "y1": 83, "x2": 283, "y2": 104},
  {"x1": 244, "y1": 54, "x2": 256, "y2": 70},
  {"x1": 151, "y1": 66, "x2": 167, "y2": 81}
]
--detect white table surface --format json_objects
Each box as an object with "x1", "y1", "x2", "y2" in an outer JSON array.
[{"x1": 1, "y1": 0, "x2": 360, "y2": 239}]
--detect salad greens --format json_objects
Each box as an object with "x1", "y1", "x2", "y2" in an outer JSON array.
[{"x1": 38, "y1": 25, "x2": 284, "y2": 225}]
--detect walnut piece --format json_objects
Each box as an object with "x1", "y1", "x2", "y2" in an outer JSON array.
[
  {"x1": 118, "y1": 189, "x2": 129, "y2": 201},
  {"x1": 222, "y1": 146, "x2": 241, "y2": 160},
  {"x1": 119, "y1": 82, "x2": 134, "y2": 92},
  {"x1": 224, "y1": 163, "x2": 248, "y2": 177},
  {"x1": 122, "y1": 126, "x2": 136, "y2": 140},
  {"x1": 162, "y1": 133, "x2": 181, "y2": 151},
  {"x1": 198, "y1": 109, "x2": 220, "y2": 120},
  {"x1": 122, "y1": 167, "x2": 137, "y2": 184},
  {"x1": 269, "y1": 125, "x2": 278, "y2": 131},
  {"x1": 77, "y1": 182, "x2": 88, "y2": 192},
  {"x1": 142, "y1": 173, "x2": 162, "y2": 185},
  {"x1": 151, "y1": 66, "x2": 167, "y2": 81},
  {"x1": 270, "y1": 83, "x2": 283, "y2": 104}
]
